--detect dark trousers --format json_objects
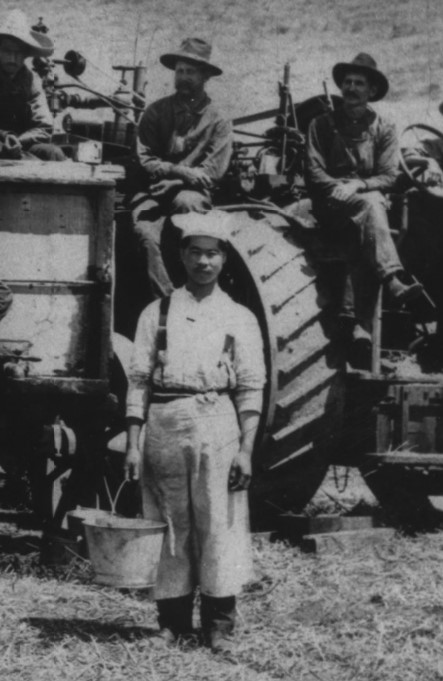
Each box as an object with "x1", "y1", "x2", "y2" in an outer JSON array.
[{"x1": 317, "y1": 191, "x2": 402, "y2": 331}]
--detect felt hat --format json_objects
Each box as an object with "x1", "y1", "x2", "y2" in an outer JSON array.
[
  {"x1": 173, "y1": 210, "x2": 232, "y2": 243},
  {"x1": 0, "y1": 10, "x2": 54, "y2": 57},
  {"x1": 332, "y1": 53, "x2": 389, "y2": 101},
  {"x1": 160, "y1": 38, "x2": 222, "y2": 76}
]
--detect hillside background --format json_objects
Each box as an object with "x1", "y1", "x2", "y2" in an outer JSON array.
[{"x1": 6, "y1": 0, "x2": 443, "y2": 131}]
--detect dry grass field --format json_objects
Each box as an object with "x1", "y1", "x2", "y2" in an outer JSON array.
[
  {"x1": 2, "y1": 531, "x2": 443, "y2": 680},
  {"x1": 1, "y1": 0, "x2": 443, "y2": 679}
]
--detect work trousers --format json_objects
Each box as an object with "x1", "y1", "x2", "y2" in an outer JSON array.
[
  {"x1": 131, "y1": 189, "x2": 211, "y2": 300},
  {"x1": 0, "y1": 143, "x2": 66, "y2": 161},
  {"x1": 26, "y1": 143, "x2": 66, "y2": 161},
  {"x1": 317, "y1": 190, "x2": 402, "y2": 328},
  {"x1": 141, "y1": 393, "x2": 253, "y2": 601}
]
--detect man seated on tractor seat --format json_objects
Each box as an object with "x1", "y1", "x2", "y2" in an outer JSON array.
[
  {"x1": 129, "y1": 38, "x2": 232, "y2": 301},
  {"x1": 0, "y1": 10, "x2": 65, "y2": 162},
  {"x1": 305, "y1": 53, "x2": 422, "y2": 354}
]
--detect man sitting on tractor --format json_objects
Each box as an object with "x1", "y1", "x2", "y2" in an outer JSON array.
[
  {"x1": 305, "y1": 53, "x2": 421, "y2": 354},
  {"x1": 0, "y1": 10, "x2": 65, "y2": 161},
  {"x1": 130, "y1": 38, "x2": 233, "y2": 301}
]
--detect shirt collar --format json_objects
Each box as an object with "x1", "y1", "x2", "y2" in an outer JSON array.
[
  {"x1": 336, "y1": 105, "x2": 376, "y2": 127},
  {"x1": 178, "y1": 283, "x2": 223, "y2": 304},
  {"x1": 173, "y1": 91, "x2": 211, "y2": 115}
]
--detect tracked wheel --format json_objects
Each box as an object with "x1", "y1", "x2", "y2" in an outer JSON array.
[{"x1": 220, "y1": 208, "x2": 345, "y2": 527}]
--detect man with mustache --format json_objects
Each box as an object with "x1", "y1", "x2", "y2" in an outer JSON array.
[
  {"x1": 305, "y1": 53, "x2": 421, "y2": 359},
  {"x1": 125, "y1": 211, "x2": 265, "y2": 654},
  {"x1": 130, "y1": 39, "x2": 232, "y2": 301},
  {"x1": 0, "y1": 10, "x2": 65, "y2": 161}
]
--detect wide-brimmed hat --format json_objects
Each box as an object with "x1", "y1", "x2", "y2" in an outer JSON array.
[
  {"x1": 173, "y1": 210, "x2": 232, "y2": 243},
  {"x1": 332, "y1": 53, "x2": 389, "y2": 101},
  {"x1": 160, "y1": 38, "x2": 222, "y2": 77},
  {"x1": 0, "y1": 10, "x2": 54, "y2": 58}
]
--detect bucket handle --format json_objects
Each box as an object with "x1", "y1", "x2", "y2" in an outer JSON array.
[{"x1": 103, "y1": 477, "x2": 128, "y2": 515}]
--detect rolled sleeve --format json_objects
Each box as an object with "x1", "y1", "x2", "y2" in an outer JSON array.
[
  {"x1": 125, "y1": 302, "x2": 160, "y2": 420},
  {"x1": 233, "y1": 309, "x2": 266, "y2": 415}
]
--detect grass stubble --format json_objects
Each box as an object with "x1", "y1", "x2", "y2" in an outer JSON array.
[{"x1": 0, "y1": 529, "x2": 443, "y2": 680}]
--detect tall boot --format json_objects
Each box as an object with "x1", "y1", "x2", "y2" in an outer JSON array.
[
  {"x1": 200, "y1": 594, "x2": 236, "y2": 654},
  {"x1": 156, "y1": 593, "x2": 194, "y2": 642}
]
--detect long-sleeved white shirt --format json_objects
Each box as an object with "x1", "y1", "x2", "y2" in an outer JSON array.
[{"x1": 126, "y1": 285, "x2": 266, "y2": 420}]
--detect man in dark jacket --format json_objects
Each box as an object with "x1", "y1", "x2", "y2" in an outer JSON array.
[
  {"x1": 0, "y1": 10, "x2": 64, "y2": 161},
  {"x1": 130, "y1": 38, "x2": 232, "y2": 300},
  {"x1": 305, "y1": 53, "x2": 421, "y2": 349}
]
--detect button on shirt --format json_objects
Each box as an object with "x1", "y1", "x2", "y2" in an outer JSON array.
[
  {"x1": 136, "y1": 93, "x2": 233, "y2": 190},
  {"x1": 126, "y1": 286, "x2": 266, "y2": 420}
]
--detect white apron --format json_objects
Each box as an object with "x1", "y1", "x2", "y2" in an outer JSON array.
[{"x1": 141, "y1": 392, "x2": 253, "y2": 599}]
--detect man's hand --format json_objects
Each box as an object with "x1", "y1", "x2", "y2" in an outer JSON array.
[
  {"x1": 150, "y1": 178, "x2": 184, "y2": 198},
  {"x1": 228, "y1": 450, "x2": 252, "y2": 492},
  {"x1": 124, "y1": 445, "x2": 142, "y2": 481},
  {"x1": 173, "y1": 166, "x2": 212, "y2": 189},
  {"x1": 331, "y1": 179, "x2": 366, "y2": 202},
  {"x1": 4, "y1": 134, "x2": 22, "y2": 159}
]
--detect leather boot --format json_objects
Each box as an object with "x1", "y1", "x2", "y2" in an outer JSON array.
[
  {"x1": 156, "y1": 593, "x2": 194, "y2": 642},
  {"x1": 200, "y1": 594, "x2": 236, "y2": 654},
  {"x1": 385, "y1": 274, "x2": 423, "y2": 306}
]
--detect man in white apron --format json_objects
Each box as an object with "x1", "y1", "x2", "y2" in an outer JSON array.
[{"x1": 124, "y1": 211, "x2": 266, "y2": 654}]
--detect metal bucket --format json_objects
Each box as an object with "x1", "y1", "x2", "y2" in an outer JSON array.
[
  {"x1": 67, "y1": 507, "x2": 115, "y2": 535},
  {"x1": 67, "y1": 508, "x2": 116, "y2": 558},
  {"x1": 83, "y1": 516, "x2": 167, "y2": 588}
]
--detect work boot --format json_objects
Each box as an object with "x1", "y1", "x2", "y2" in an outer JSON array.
[
  {"x1": 385, "y1": 275, "x2": 423, "y2": 306},
  {"x1": 200, "y1": 594, "x2": 236, "y2": 655},
  {"x1": 156, "y1": 594, "x2": 194, "y2": 643},
  {"x1": 348, "y1": 322, "x2": 372, "y2": 370},
  {"x1": 352, "y1": 323, "x2": 371, "y2": 346}
]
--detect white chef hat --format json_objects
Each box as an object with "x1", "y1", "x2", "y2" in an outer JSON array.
[{"x1": 172, "y1": 210, "x2": 232, "y2": 244}]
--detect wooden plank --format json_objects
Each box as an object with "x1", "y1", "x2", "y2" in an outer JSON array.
[
  {"x1": 280, "y1": 514, "x2": 377, "y2": 536},
  {"x1": 0, "y1": 160, "x2": 124, "y2": 185},
  {"x1": 301, "y1": 528, "x2": 396, "y2": 554},
  {"x1": 364, "y1": 452, "x2": 443, "y2": 466},
  {"x1": 4, "y1": 377, "x2": 109, "y2": 396},
  {"x1": 95, "y1": 187, "x2": 115, "y2": 381}
]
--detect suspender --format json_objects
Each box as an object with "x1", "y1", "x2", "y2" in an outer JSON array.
[
  {"x1": 155, "y1": 294, "x2": 234, "y2": 390},
  {"x1": 157, "y1": 295, "x2": 171, "y2": 354}
]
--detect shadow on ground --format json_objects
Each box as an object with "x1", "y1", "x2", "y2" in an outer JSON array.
[{"x1": 24, "y1": 617, "x2": 158, "y2": 643}]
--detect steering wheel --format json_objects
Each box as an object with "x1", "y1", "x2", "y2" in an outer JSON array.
[{"x1": 399, "y1": 123, "x2": 443, "y2": 199}]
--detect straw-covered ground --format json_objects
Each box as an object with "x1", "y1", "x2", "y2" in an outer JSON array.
[{"x1": 0, "y1": 527, "x2": 443, "y2": 681}]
